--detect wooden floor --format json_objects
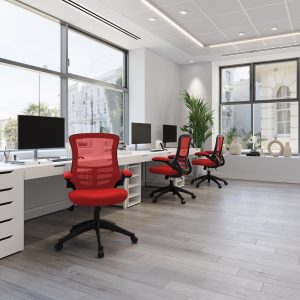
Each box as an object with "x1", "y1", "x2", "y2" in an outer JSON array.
[{"x1": 1, "y1": 180, "x2": 300, "y2": 300}]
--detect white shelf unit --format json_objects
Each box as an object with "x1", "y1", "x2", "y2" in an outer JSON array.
[{"x1": 117, "y1": 163, "x2": 142, "y2": 209}]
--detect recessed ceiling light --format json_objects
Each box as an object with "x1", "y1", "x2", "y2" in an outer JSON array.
[
  {"x1": 188, "y1": 60, "x2": 194, "y2": 63},
  {"x1": 238, "y1": 32, "x2": 245, "y2": 36},
  {"x1": 141, "y1": 0, "x2": 204, "y2": 47},
  {"x1": 272, "y1": 27, "x2": 279, "y2": 31},
  {"x1": 179, "y1": 10, "x2": 188, "y2": 15},
  {"x1": 209, "y1": 31, "x2": 300, "y2": 48},
  {"x1": 148, "y1": 17, "x2": 156, "y2": 22}
]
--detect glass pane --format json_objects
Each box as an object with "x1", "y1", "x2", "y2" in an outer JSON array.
[
  {"x1": 68, "y1": 30, "x2": 124, "y2": 86},
  {"x1": 0, "y1": 1, "x2": 60, "y2": 71},
  {"x1": 254, "y1": 102, "x2": 298, "y2": 153},
  {"x1": 221, "y1": 66, "x2": 250, "y2": 102},
  {"x1": 255, "y1": 60, "x2": 297, "y2": 100},
  {"x1": 68, "y1": 80, "x2": 124, "y2": 140},
  {"x1": 0, "y1": 63, "x2": 60, "y2": 149},
  {"x1": 221, "y1": 104, "x2": 251, "y2": 149}
]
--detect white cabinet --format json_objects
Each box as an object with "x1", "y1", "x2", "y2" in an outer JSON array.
[{"x1": 0, "y1": 169, "x2": 24, "y2": 259}]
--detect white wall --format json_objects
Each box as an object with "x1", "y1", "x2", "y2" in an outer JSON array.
[
  {"x1": 129, "y1": 48, "x2": 181, "y2": 148},
  {"x1": 180, "y1": 62, "x2": 214, "y2": 149}
]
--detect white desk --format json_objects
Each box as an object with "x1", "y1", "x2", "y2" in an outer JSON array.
[{"x1": 0, "y1": 148, "x2": 198, "y2": 259}]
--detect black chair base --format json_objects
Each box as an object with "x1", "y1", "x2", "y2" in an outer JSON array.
[
  {"x1": 54, "y1": 207, "x2": 138, "y2": 258},
  {"x1": 191, "y1": 170, "x2": 228, "y2": 189},
  {"x1": 150, "y1": 180, "x2": 196, "y2": 204}
]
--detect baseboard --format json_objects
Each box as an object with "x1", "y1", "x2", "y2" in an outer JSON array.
[{"x1": 25, "y1": 200, "x2": 70, "y2": 220}]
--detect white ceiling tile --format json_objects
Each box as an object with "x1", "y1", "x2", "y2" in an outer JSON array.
[
  {"x1": 193, "y1": 0, "x2": 242, "y2": 16},
  {"x1": 209, "y1": 11, "x2": 251, "y2": 30},
  {"x1": 291, "y1": 18, "x2": 300, "y2": 31},
  {"x1": 151, "y1": 0, "x2": 185, "y2": 7},
  {"x1": 196, "y1": 32, "x2": 228, "y2": 45},
  {"x1": 160, "y1": 0, "x2": 205, "y2": 21},
  {"x1": 181, "y1": 18, "x2": 218, "y2": 34},
  {"x1": 240, "y1": 0, "x2": 283, "y2": 9},
  {"x1": 246, "y1": 3, "x2": 288, "y2": 25},
  {"x1": 97, "y1": 0, "x2": 146, "y2": 17},
  {"x1": 209, "y1": 45, "x2": 239, "y2": 54},
  {"x1": 287, "y1": 0, "x2": 300, "y2": 20},
  {"x1": 149, "y1": 25, "x2": 187, "y2": 40},
  {"x1": 127, "y1": 10, "x2": 169, "y2": 29},
  {"x1": 168, "y1": 36, "x2": 202, "y2": 49},
  {"x1": 256, "y1": 19, "x2": 292, "y2": 35},
  {"x1": 222, "y1": 26, "x2": 259, "y2": 40}
]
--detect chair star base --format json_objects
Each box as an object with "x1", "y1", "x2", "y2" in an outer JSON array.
[
  {"x1": 150, "y1": 180, "x2": 196, "y2": 204},
  {"x1": 55, "y1": 207, "x2": 138, "y2": 258},
  {"x1": 191, "y1": 170, "x2": 228, "y2": 189}
]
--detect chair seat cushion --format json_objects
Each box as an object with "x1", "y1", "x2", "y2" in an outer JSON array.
[
  {"x1": 192, "y1": 158, "x2": 217, "y2": 168},
  {"x1": 69, "y1": 188, "x2": 128, "y2": 207},
  {"x1": 149, "y1": 164, "x2": 183, "y2": 176}
]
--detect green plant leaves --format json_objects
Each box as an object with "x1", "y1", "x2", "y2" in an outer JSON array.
[{"x1": 180, "y1": 89, "x2": 214, "y2": 149}]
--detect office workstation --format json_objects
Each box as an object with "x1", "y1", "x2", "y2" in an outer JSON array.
[{"x1": 1, "y1": 0, "x2": 300, "y2": 299}]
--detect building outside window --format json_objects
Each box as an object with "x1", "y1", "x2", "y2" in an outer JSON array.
[{"x1": 220, "y1": 59, "x2": 299, "y2": 154}]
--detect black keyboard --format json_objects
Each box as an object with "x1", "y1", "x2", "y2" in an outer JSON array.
[
  {"x1": 150, "y1": 149, "x2": 165, "y2": 152},
  {"x1": 51, "y1": 157, "x2": 72, "y2": 162}
]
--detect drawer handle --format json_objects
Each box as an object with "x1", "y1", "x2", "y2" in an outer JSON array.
[
  {"x1": 0, "y1": 218, "x2": 12, "y2": 224},
  {"x1": 0, "y1": 201, "x2": 13, "y2": 207},
  {"x1": 54, "y1": 164, "x2": 66, "y2": 167},
  {"x1": 0, "y1": 235, "x2": 12, "y2": 242},
  {"x1": 0, "y1": 187, "x2": 13, "y2": 193},
  {"x1": 0, "y1": 171, "x2": 13, "y2": 175}
]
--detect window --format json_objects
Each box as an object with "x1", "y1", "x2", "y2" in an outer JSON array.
[
  {"x1": 0, "y1": 0, "x2": 60, "y2": 71},
  {"x1": 221, "y1": 66, "x2": 250, "y2": 102},
  {"x1": 68, "y1": 80, "x2": 124, "y2": 140},
  {"x1": 220, "y1": 59, "x2": 299, "y2": 153},
  {"x1": 68, "y1": 29, "x2": 125, "y2": 86},
  {"x1": 0, "y1": 1, "x2": 128, "y2": 151}
]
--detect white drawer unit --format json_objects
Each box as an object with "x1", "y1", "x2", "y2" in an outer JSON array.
[{"x1": 0, "y1": 169, "x2": 24, "y2": 259}]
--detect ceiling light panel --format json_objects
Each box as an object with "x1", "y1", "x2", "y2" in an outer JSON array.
[{"x1": 141, "y1": 0, "x2": 204, "y2": 47}]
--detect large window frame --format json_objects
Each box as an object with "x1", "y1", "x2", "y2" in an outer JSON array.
[
  {"x1": 220, "y1": 58, "x2": 300, "y2": 154},
  {"x1": 0, "y1": 0, "x2": 129, "y2": 151}
]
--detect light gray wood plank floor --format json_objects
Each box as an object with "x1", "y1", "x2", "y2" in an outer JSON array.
[{"x1": 1, "y1": 180, "x2": 300, "y2": 300}]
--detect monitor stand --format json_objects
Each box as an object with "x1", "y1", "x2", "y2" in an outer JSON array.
[{"x1": 33, "y1": 149, "x2": 59, "y2": 160}]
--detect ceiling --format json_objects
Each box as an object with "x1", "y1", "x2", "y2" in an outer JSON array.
[{"x1": 22, "y1": 0, "x2": 300, "y2": 64}]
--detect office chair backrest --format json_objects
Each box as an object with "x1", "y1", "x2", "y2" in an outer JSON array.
[
  {"x1": 212, "y1": 134, "x2": 225, "y2": 166},
  {"x1": 173, "y1": 134, "x2": 192, "y2": 174},
  {"x1": 69, "y1": 133, "x2": 121, "y2": 189}
]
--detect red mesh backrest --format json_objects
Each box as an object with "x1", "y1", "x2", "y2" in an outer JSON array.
[
  {"x1": 69, "y1": 133, "x2": 121, "y2": 189},
  {"x1": 175, "y1": 135, "x2": 191, "y2": 172},
  {"x1": 216, "y1": 135, "x2": 224, "y2": 153}
]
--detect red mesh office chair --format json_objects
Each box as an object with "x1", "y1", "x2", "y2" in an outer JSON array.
[
  {"x1": 55, "y1": 133, "x2": 138, "y2": 258},
  {"x1": 149, "y1": 134, "x2": 196, "y2": 204},
  {"x1": 191, "y1": 135, "x2": 228, "y2": 189}
]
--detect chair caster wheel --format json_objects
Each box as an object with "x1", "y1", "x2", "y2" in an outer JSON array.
[
  {"x1": 131, "y1": 235, "x2": 138, "y2": 244},
  {"x1": 153, "y1": 197, "x2": 158, "y2": 203},
  {"x1": 150, "y1": 192, "x2": 154, "y2": 198},
  {"x1": 224, "y1": 181, "x2": 228, "y2": 185},
  {"x1": 191, "y1": 180, "x2": 195, "y2": 184},
  {"x1": 181, "y1": 200, "x2": 186, "y2": 204},
  {"x1": 55, "y1": 240, "x2": 63, "y2": 251},
  {"x1": 196, "y1": 183, "x2": 200, "y2": 188},
  {"x1": 218, "y1": 185, "x2": 222, "y2": 189},
  {"x1": 97, "y1": 251, "x2": 104, "y2": 258},
  {"x1": 191, "y1": 194, "x2": 196, "y2": 199}
]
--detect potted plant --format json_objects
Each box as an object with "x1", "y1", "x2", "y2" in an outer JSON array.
[{"x1": 180, "y1": 89, "x2": 214, "y2": 150}]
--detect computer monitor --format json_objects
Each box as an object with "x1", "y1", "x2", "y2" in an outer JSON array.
[
  {"x1": 131, "y1": 123, "x2": 151, "y2": 146},
  {"x1": 163, "y1": 125, "x2": 177, "y2": 146},
  {"x1": 18, "y1": 115, "x2": 65, "y2": 157}
]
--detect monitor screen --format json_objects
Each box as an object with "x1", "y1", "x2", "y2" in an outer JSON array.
[
  {"x1": 131, "y1": 123, "x2": 151, "y2": 144},
  {"x1": 163, "y1": 125, "x2": 177, "y2": 143},
  {"x1": 18, "y1": 115, "x2": 65, "y2": 149}
]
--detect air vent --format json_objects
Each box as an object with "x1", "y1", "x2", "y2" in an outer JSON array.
[
  {"x1": 62, "y1": 0, "x2": 141, "y2": 40},
  {"x1": 222, "y1": 43, "x2": 300, "y2": 56}
]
